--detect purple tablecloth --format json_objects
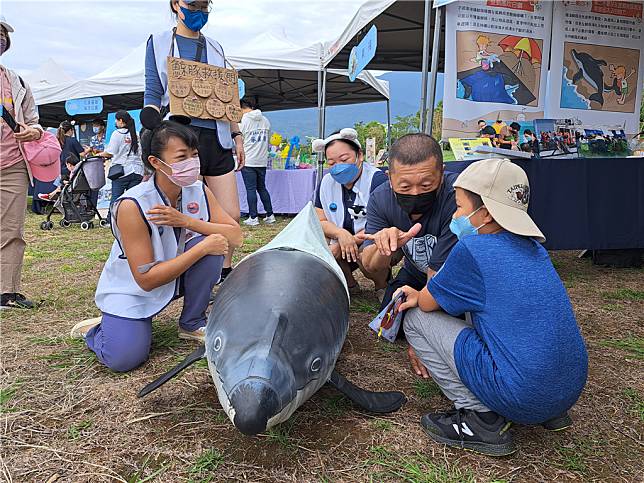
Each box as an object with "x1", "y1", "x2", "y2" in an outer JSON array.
[{"x1": 237, "y1": 169, "x2": 317, "y2": 215}]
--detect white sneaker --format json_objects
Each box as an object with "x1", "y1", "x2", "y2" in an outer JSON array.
[
  {"x1": 243, "y1": 217, "x2": 259, "y2": 226},
  {"x1": 264, "y1": 214, "x2": 276, "y2": 224},
  {"x1": 70, "y1": 316, "x2": 102, "y2": 339},
  {"x1": 178, "y1": 326, "x2": 206, "y2": 343}
]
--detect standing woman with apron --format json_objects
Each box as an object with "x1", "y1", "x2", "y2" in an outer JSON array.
[{"x1": 142, "y1": 0, "x2": 244, "y2": 283}]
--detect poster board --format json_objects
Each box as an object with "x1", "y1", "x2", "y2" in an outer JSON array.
[
  {"x1": 546, "y1": 1, "x2": 644, "y2": 135},
  {"x1": 442, "y1": 1, "x2": 553, "y2": 139},
  {"x1": 167, "y1": 57, "x2": 242, "y2": 123},
  {"x1": 448, "y1": 137, "x2": 493, "y2": 160}
]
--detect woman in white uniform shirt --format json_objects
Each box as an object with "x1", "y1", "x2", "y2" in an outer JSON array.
[
  {"x1": 99, "y1": 111, "x2": 144, "y2": 208},
  {"x1": 313, "y1": 128, "x2": 390, "y2": 298}
]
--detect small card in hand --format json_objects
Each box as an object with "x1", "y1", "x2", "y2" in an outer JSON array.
[{"x1": 368, "y1": 292, "x2": 405, "y2": 343}]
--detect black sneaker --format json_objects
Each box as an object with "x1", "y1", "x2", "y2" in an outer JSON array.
[
  {"x1": 0, "y1": 293, "x2": 35, "y2": 310},
  {"x1": 541, "y1": 412, "x2": 572, "y2": 431},
  {"x1": 420, "y1": 408, "x2": 516, "y2": 457}
]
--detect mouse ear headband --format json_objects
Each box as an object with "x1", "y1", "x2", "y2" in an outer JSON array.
[
  {"x1": 312, "y1": 128, "x2": 362, "y2": 154},
  {"x1": 140, "y1": 107, "x2": 191, "y2": 131}
]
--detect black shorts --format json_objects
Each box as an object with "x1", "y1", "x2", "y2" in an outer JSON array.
[{"x1": 192, "y1": 126, "x2": 235, "y2": 177}]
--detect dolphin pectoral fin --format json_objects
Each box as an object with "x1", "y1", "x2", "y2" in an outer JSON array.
[
  {"x1": 138, "y1": 345, "x2": 206, "y2": 398},
  {"x1": 328, "y1": 370, "x2": 407, "y2": 414},
  {"x1": 572, "y1": 70, "x2": 583, "y2": 84},
  {"x1": 589, "y1": 92, "x2": 604, "y2": 105}
]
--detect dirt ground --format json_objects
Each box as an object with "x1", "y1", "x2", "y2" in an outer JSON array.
[{"x1": 1, "y1": 213, "x2": 642, "y2": 482}]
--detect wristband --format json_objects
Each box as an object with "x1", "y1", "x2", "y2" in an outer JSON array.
[{"x1": 231, "y1": 131, "x2": 242, "y2": 139}]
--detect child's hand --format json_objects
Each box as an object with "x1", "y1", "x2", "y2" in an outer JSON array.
[{"x1": 393, "y1": 285, "x2": 419, "y2": 312}]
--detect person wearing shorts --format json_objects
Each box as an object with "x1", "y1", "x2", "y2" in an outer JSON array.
[{"x1": 143, "y1": 0, "x2": 244, "y2": 282}]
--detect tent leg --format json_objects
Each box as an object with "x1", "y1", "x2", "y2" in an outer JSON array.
[
  {"x1": 426, "y1": 5, "x2": 443, "y2": 137},
  {"x1": 386, "y1": 99, "x2": 392, "y2": 149},
  {"x1": 316, "y1": 69, "x2": 328, "y2": 192},
  {"x1": 419, "y1": 0, "x2": 432, "y2": 133},
  {"x1": 321, "y1": 69, "x2": 327, "y2": 137}
]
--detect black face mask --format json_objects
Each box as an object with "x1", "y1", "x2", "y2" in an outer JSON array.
[{"x1": 394, "y1": 189, "x2": 438, "y2": 216}]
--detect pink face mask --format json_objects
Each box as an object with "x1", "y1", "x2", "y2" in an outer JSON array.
[{"x1": 159, "y1": 156, "x2": 200, "y2": 187}]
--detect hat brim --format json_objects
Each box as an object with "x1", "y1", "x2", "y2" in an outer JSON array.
[
  {"x1": 1, "y1": 22, "x2": 14, "y2": 33},
  {"x1": 29, "y1": 161, "x2": 60, "y2": 183},
  {"x1": 481, "y1": 195, "x2": 545, "y2": 243}
]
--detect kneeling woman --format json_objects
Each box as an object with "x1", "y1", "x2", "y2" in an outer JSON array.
[
  {"x1": 71, "y1": 120, "x2": 242, "y2": 372},
  {"x1": 312, "y1": 128, "x2": 389, "y2": 297}
]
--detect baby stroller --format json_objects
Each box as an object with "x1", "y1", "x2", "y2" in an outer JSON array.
[{"x1": 40, "y1": 156, "x2": 109, "y2": 231}]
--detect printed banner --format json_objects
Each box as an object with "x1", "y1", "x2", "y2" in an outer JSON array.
[
  {"x1": 448, "y1": 137, "x2": 493, "y2": 160},
  {"x1": 547, "y1": 1, "x2": 644, "y2": 134},
  {"x1": 442, "y1": 1, "x2": 553, "y2": 139}
]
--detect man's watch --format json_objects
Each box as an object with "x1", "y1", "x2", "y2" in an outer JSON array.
[{"x1": 231, "y1": 131, "x2": 242, "y2": 139}]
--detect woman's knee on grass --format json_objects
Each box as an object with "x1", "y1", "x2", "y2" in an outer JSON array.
[{"x1": 102, "y1": 339, "x2": 151, "y2": 372}]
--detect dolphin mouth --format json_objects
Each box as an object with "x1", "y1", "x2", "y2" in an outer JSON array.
[{"x1": 228, "y1": 378, "x2": 282, "y2": 436}]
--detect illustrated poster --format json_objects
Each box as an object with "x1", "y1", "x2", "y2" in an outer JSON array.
[
  {"x1": 442, "y1": 1, "x2": 553, "y2": 139},
  {"x1": 547, "y1": 1, "x2": 644, "y2": 134}
]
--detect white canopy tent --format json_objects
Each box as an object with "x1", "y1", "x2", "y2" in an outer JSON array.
[
  {"x1": 323, "y1": 0, "x2": 452, "y2": 135},
  {"x1": 23, "y1": 58, "x2": 76, "y2": 90},
  {"x1": 32, "y1": 38, "x2": 389, "y2": 127}
]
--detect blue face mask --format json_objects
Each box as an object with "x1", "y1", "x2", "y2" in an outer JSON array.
[
  {"x1": 180, "y1": 6, "x2": 209, "y2": 32},
  {"x1": 330, "y1": 163, "x2": 360, "y2": 185},
  {"x1": 449, "y1": 206, "x2": 485, "y2": 240}
]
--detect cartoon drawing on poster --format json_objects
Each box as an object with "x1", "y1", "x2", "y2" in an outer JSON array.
[
  {"x1": 456, "y1": 31, "x2": 543, "y2": 106},
  {"x1": 560, "y1": 42, "x2": 640, "y2": 113}
]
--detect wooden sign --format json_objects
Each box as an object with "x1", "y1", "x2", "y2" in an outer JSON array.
[{"x1": 167, "y1": 56, "x2": 242, "y2": 122}]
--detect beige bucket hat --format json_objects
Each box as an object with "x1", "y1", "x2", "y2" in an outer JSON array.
[{"x1": 453, "y1": 158, "x2": 545, "y2": 242}]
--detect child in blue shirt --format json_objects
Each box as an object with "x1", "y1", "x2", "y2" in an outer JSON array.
[{"x1": 396, "y1": 159, "x2": 588, "y2": 457}]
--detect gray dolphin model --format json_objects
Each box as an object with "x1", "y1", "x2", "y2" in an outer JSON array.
[
  {"x1": 139, "y1": 204, "x2": 406, "y2": 435},
  {"x1": 570, "y1": 49, "x2": 607, "y2": 106}
]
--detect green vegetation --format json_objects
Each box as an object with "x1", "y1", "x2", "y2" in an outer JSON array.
[
  {"x1": 188, "y1": 449, "x2": 224, "y2": 483},
  {"x1": 412, "y1": 379, "x2": 441, "y2": 399},
  {"x1": 367, "y1": 445, "x2": 476, "y2": 483},
  {"x1": 603, "y1": 288, "x2": 644, "y2": 301},
  {"x1": 600, "y1": 336, "x2": 643, "y2": 360}
]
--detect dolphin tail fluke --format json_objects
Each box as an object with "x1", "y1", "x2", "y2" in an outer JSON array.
[
  {"x1": 589, "y1": 92, "x2": 604, "y2": 105},
  {"x1": 138, "y1": 345, "x2": 206, "y2": 398},
  {"x1": 328, "y1": 370, "x2": 406, "y2": 413}
]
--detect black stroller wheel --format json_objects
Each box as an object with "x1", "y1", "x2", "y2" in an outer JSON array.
[
  {"x1": 60, "y1": 219, "x2": 71, "y2": 228},
  {"x1": 88, "y1": 221, "x2": 95, "y2": 229},
  {"x1": 99, "y1": 219, "x2": 109, "y2": 228},
  {"x1": 80, "y1": 221, "x2": 90, "y2": 230},
  {"x1": 40, "y1": 221, "x2": 52, "y2": 230}
]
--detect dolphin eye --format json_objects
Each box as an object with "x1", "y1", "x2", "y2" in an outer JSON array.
[
  {"x1": 310, "y1": 357, "x2": 322, "y2": 372},
  {"x1": 213, "y1": 336, "x2": 222, "y2": 352}
]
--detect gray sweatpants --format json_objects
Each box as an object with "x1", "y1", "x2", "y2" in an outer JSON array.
[{"x1": 404, "y1": 308, "x2": 490, "y2": 412}]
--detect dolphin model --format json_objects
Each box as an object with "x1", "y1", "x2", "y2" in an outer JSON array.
[
  {"x1": 570, "y1": 49, "x2": 607, "y2": 106},
  {"x1": 139, "y1": 203, "x2": 406, "y2": 435}
]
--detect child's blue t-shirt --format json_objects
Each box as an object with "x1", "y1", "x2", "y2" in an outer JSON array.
[{"x1": 427, "y1": 232, "x2": 588, "y2": 424}]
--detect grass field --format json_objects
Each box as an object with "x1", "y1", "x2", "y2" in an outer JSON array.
[{"x1": 1, "y1": 211, "x2": 642, "y2": 482}]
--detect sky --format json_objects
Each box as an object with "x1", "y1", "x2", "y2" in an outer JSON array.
[{"x1": 1, "y1": 0, "x2": 366, "y2": 78}]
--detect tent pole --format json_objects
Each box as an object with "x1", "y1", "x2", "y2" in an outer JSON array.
[
  {"x1": 316, "y1": 68, "x2": 328, "y2": 192},
  {"x1": 386, "y1": 99, "x2": 391, "y2": 149},
  {"x1": 426, "y1": 5, "x2": 443, "y2": 137},
  {"x1": 321, "y1": 68, "x2": 327, "y2": 137},
  {"x1": 419, "y1": 0, "x2": 432, "y2": 133}
]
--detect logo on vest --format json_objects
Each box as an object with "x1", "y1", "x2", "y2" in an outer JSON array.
[{"x1": 187, "y1": 202, "x2": 200, "y2": 214}]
